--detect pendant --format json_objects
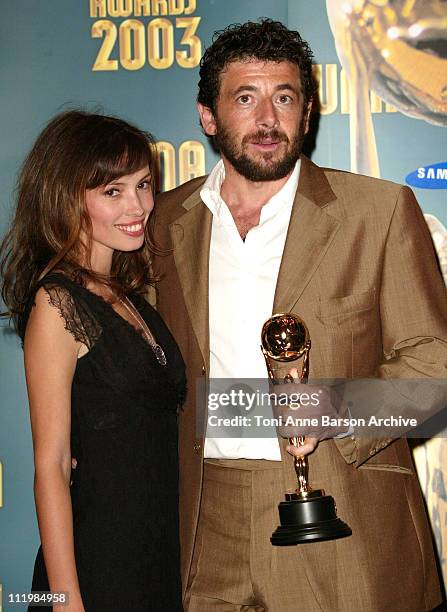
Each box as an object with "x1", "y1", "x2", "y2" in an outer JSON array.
[{"x1": 153, "y1": 344, "x2": 167, "y2": 366}]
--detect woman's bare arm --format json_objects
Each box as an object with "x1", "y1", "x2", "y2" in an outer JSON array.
[{"x1": 24, "y1": 287, "x2": 84, "y2": 612}]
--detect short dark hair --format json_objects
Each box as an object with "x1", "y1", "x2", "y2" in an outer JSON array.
[{"x1": 198, "y1": 18, "x2": 315, "y2": 114}]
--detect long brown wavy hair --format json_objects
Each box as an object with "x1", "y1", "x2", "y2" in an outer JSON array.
[{"x1": 0, "y1": 110, "x2": 157, "y2": 336}]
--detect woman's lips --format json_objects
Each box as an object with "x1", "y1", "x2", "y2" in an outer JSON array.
[{"x1": 114, "y1": 221, "x2": 145, "y2": 237}]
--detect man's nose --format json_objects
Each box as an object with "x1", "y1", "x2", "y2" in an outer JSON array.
[{"x1": 255, "y1": 98, "x2": 279, "y2": 129}]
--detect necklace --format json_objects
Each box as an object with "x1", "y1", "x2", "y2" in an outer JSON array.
[{"x1": 118, "y1": 295, "x2": 167, "y2": 366}]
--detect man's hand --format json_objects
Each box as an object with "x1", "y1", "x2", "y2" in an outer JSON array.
[{"x1": 272, "y1": 368, "x2": 348, "y2": 458}]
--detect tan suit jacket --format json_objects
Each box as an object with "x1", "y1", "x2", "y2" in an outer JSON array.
[{"x1": 153, "y1": 156, "x2": 446, "y2": 610}]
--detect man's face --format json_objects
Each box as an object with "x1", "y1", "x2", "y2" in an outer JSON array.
[{"x1": 198, "y1": 60, "x2": 311, "y2": 182}]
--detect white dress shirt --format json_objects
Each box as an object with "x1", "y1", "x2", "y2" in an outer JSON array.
[{"x1": 201, "y1": 159, "x2": 301, "y2": 459}]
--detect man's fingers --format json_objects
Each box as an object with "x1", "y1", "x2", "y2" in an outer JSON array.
[
  {"x1": 286, "y1": 437, "x2": 318, "y2": 457},
  {"x1": 288, "y1": 367, "x2": 299, "y2": 382}
]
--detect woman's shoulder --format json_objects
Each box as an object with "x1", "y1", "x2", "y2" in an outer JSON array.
[
  {"x1": 24, "y1": 284, "x2": 80, "y2": 355},
  {"x1": 32, "y1": 273, "x2": 86, "y2": 329},
  {"x1": 36, "y1": 270, "x2": 81, "y2": 292},
  {"x1": 22, "y1": 272, "x2": 101, "y2": 348}
]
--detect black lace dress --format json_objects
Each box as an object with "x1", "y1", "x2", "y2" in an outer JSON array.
[{"x1": 25, "y1": 273, "x2": 185, "y2": 611}]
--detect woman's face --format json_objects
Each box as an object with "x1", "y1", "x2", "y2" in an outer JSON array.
[{"x1": 84, "y1": 166, "x2": 153, "y2": 273}]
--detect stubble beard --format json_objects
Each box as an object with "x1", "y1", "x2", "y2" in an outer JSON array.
[{"x1": 213, "y1": 119, "x2": 306, "y2": 182}]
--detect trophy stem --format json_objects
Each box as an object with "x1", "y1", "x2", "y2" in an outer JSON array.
[
  {"x1": 261, "y1": 342, "x2": 312, "y2": 495},
  {"x1": 289, "y1": 436, "x2": 310, "y2": 494}
]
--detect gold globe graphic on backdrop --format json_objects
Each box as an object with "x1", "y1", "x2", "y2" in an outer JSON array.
[{"x1": 329, "y1": 0, "x2": 447, "y2": 126}]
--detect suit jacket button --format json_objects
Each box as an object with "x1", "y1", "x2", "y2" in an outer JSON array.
[
  {"x1": 193, "y1": 441, "x2": 202, "y2": 453},
  {"x1": 201, "y1": 366, "x2": 206, "y2": 375}
]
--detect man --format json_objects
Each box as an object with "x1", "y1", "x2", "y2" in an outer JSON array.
[{"x1": 152, "y1": 19, "x2": 446, "y2": 611}]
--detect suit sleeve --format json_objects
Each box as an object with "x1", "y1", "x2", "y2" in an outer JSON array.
[{"x1": 336, "y1": 186, "x2": 447, "y2": 467}]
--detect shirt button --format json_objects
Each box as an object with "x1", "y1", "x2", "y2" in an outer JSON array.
[{"x1": 193, "y1": 441, "x2": 202, "y2": 453}]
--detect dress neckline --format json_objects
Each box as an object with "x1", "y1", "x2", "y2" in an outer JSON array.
[{"x1": 44, "y1": 272, "x2": 161, "y2": 358}]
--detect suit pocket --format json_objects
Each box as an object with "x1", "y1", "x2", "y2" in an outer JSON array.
[
  {"x1": 318, "y1": 289, "x2": 376, "y2": 321},
  {"x1": 315, "y1": 289, "x2": 379, "y2": 377},
  {"x1": 358, "y1": 463, "x2": 414, "y2": 475}
]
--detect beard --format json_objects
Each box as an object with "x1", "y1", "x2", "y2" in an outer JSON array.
[{"x1": 213, "y1": 119, "x2": 306, "y2": 182}]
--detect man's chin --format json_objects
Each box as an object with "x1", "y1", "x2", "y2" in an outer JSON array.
[
  {"x1": 247, "y1": 146, "x2": 288, "y2": 162},
  {"x1": 232, "y1": 154, "x2": 299, "y2": 182}
]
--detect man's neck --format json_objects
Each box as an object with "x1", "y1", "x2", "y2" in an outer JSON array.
[{"x1": 220, "y1": 158, "x2": 293, "y2": 210}]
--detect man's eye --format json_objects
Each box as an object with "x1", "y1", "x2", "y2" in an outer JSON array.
[
  {"x1": 277, "y1": 95, "x2": 292, "y2": 104},
  {"x1": 237, "y1": 95, "x2": 251, "y2": 104}
]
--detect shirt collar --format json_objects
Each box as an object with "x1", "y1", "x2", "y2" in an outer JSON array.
[{"x1": 200, "y1": 158, "x2": 301, "y2": 220}]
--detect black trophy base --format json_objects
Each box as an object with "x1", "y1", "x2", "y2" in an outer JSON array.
[{"x1": 271, "y1": 492, "x2": 352, "y2": 546}]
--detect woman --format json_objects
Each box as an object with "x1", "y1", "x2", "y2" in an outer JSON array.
[{"x1": 0, "y1": 111, "x2": 185, "y2": 611}]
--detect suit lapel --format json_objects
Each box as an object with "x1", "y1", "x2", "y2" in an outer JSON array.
[
  {"x1": 273, "y1": 156, "x2": 341, "y2": 313},
  {"x1": 169, "y1": 158, "x2": 340, "y2": 364},
  {"x1": 169, "y1": 186, "x2": 212, "y2": 369}
]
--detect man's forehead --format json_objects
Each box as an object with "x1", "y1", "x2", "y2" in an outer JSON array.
[
  {"x1": 221, "y1": 58, "x2": 300, "y2": 72},
  {"x1": 218, "y1": 59, "x2": 302, "y2": 92}
]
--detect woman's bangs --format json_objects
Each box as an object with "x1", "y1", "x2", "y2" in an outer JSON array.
[{"x1": 87, "y1": 132, "x2": 154, "y2": 188}]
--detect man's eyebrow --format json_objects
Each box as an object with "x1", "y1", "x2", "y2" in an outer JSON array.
[
  {"x1": 232, "y1": 85, "x2": 258, "y2": 95},
  {"x1": 232, "y1": 83, "x2": 302, "y2": 96},
  {"x1": 274, "y1": 83, "x2": 302, "y2": 95}
]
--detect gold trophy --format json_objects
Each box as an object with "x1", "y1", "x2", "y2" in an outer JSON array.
[{"x1": 261, "y1": 313, "x2": 352, "y2": 545}]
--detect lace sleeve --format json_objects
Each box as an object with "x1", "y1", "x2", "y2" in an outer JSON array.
[{"x1": 41, "y1": 282, "x2": 102, "y2": 350}]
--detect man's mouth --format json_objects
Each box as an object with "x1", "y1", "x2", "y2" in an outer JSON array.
[
  {"x1": 251, "y1": 140, "x2": 282, "y2": 149},
  {"x1": 245, "y1": 130, "x2": 288, "y2": 151}
]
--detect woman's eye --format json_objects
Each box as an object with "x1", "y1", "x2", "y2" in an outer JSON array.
[
  {"x1": 104, "y1": 188, "x2": 119, "y2": 197},
  {"x1": 137, "y1": 180, "x2": 151, "y2": 190}
]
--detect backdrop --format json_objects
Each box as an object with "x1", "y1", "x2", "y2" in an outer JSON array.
[{"x1": 1, "y1": 1, "x2": 446, "y2": 608}]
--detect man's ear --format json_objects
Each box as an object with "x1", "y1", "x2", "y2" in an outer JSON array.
[
  {"x1": 303, "y1": 100, "x2": 313, "y2": 135},
  {"x1": 197, "y1": 103, "x2": 217, "y2": 136}
]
